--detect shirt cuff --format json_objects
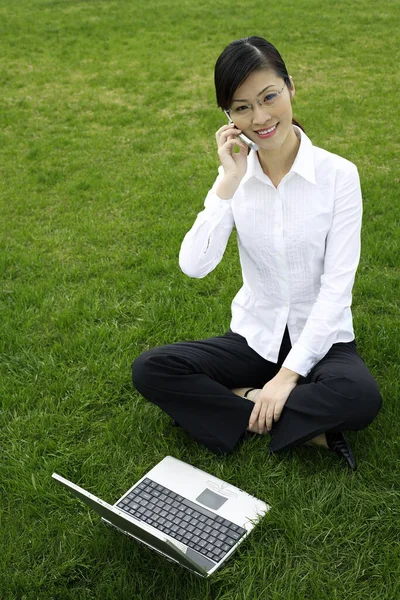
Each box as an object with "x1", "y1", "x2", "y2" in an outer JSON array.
[{"x1": 282, "y1": 342, "x2": 319, "y2": 378}]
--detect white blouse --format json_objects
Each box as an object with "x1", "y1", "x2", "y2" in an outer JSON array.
[{"x1": 179, "y1": 127, "x2": 362, "y2": 377}]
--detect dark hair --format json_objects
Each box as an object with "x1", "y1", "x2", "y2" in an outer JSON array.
[{"x1": 214, "y1": 36, "x2": 304, "y2": 132}]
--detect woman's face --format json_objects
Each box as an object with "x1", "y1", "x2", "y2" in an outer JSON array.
[{"x1": 229, "y1": 69, "x2": 296, "y2": 153}]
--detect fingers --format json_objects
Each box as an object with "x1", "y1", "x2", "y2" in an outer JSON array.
[
  {"x1": 258, "y1": 406, "x2": 267, "y2": 434},
  {"x1": 266, "y1": 401, "x2": 284, "y2": 431},
  {"x1": 216, "y1": 123, "x2": 241, "y2": 139},
  {"x1": 215, "y1": 125, "x2": 249, "y2": 180},
  {"x1": 249, "y1": 397, "x2": 280, "y2": 434},
  {"x1": 265, "y1": 406, "x2": 275, "y2": 432},
  {"x1": 216, "y1": 124, "x2": 243, "y2": 149},
  {"x1": 259, "y1": 403, "x2": 276, "y2": 433},
  {"x1": 273, "y1": 403, "x2": 283, "y2": 424},
  {"x1": 249, "y1": 402, "x2": 260, "y2": 430},
  {"x1": 248, "y1": 380, "x2": 294, "y2": 435},
  {"x1": 218, "y1": 138, "x2": 247, "y2": 157},
  {"x1": 249, "y1": 399, "x2": 269, "y2": 434}
]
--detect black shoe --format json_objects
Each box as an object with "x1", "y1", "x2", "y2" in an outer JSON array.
[{"x1": 326, "y1": 432, "x2": 357, "y2": 471}]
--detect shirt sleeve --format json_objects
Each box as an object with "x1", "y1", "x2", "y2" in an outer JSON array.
[
  {"x1": 179, "y1": 167, "x2": 235, "y2": 278},
  {"x1": 282, "y1": 162, "x2": 362, "y2": 377}
]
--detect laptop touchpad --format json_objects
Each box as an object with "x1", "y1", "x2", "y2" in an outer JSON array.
[{"x1": 196, "y1": 489, "x2": 227, "y2": 510}]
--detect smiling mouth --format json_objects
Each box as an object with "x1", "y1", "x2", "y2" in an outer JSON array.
[{"x1": 255, "y1": 123, "x2": 278, "y2": 138}]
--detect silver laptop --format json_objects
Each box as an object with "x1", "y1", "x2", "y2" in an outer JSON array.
[{"x1": 52, "y1": 455, "x2": 269, "y2": 577}]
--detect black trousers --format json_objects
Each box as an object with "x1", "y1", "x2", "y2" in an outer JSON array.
[{"x1": 131, "y1": 329, "x2": 382, "y2": 455}]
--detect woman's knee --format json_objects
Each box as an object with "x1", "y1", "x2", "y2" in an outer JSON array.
[
  {"x1": 322, "y1": 374, "x2": 382, "y2": 426},
  {"x1": 358, "y1": 381, "x2": 382, "y2": 426},
  {"x1": 131, "y1": 349, "x2": 158, "y2": 393},
  {"x1": 350, "y1": 376, "x2": 382, "y2": 422},
  {"x1": 131, "y1": 345, "x2": 188, "y2": 393}
]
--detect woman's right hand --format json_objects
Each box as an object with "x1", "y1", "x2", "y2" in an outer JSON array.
[{"x1": 215, "y1": 124, "x2": 249, "y2": 199}]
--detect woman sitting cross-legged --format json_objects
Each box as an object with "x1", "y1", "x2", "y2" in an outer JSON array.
[{"x1": 132, "y1": 36, "x2": 382, "y2": 470}]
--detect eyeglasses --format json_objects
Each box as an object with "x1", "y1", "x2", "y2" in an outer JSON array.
[{"x1": 227, "y1": 83, "x2": 286, "y2": 119}]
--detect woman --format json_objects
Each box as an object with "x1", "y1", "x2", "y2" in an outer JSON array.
[{"x1": 132, "y1": 36, "x2": 382, "y2": 470}]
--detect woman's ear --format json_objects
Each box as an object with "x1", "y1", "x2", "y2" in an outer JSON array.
[{"x1": 288, "y1": 75, "x2": 295, "y2": 97}]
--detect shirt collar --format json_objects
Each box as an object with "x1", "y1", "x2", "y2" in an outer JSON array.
[
  {"x1": 242, "y1": 126, "x2": 317, "y2": 186},
  {"x1": 290, "y1": 127, "x2": 316, "y2": 185}
]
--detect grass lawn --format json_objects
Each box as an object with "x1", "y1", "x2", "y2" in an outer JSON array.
[{"x1": 1, "y1": 0, "x2": 399, "y2": 598}]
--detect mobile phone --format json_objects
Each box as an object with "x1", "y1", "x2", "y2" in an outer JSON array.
[{"x1": 224, "y1": 110, "x2": 259, "y2": 152}]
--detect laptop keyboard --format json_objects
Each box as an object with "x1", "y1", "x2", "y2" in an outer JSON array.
[{"x1": 116, "y1": 478, "x2": 246, "y2": 563}]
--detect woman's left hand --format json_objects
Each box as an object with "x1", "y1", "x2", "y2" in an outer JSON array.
[{"x1": 248, "y1": 369, "x2": 299, "y2": 434}]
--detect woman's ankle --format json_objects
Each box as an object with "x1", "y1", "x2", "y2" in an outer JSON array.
[
  {"x1": 307, "y1": 433, "x2": 328, "y2": 448},
  {"x1": 231, "y1": 387, "x2": 260, "y2": 403}
]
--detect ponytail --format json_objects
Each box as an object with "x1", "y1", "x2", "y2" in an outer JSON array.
[{"x1": 292, "y1": 117, "x2": 305, "y2": 133}]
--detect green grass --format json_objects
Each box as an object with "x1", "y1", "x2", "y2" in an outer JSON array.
[{"x1": 1, "y1": 0, "x2": 399, "y2": 598}]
